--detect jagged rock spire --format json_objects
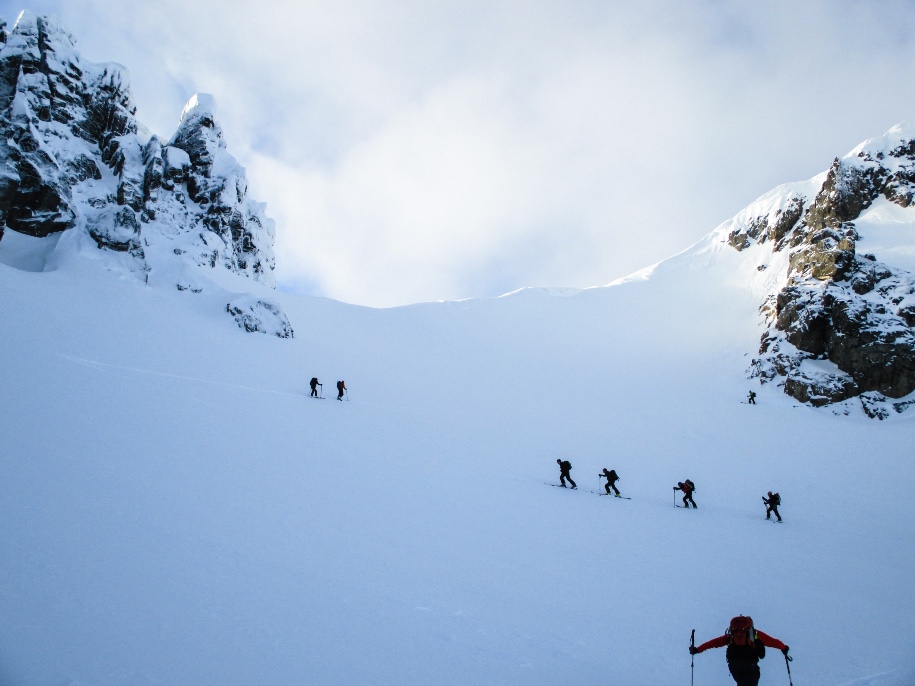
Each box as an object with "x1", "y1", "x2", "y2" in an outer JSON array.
[
  {"x1": 726, "y1": 122, "x2": 915, "y2": 416},
  {"x1": 0, "y1": 12, "x2": 276, "y2": 288}
]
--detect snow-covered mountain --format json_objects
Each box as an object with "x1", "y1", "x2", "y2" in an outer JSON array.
[
  {"x1": 711, "y1": 123, "x2": 915, "y2": 417},
  {"x1": 0, "y1": 12, "x2": 278, "y2": 296},
  {"x1": 1, "y1": 10, "x2": 914, "y2": 686}
]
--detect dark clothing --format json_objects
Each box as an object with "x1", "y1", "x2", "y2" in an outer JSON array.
[
  {"x1": 310, "y1": 378, "x2": 319, "y2": 397},
  {"x1": 676, "y1": 481, "x2": 697, "y2": 508},
  {"x1": 336, "y1": 381, "x2": 346, "y2": 400},
  {"x1": 747, "y1": 391, "x2": 756, "y2": 405},
  {"x1": 558, "y1": 460, "x2": 576, "y2": 488},
  {"x1": 601, "y1": 469, "x2": 620, "y2": 496},
  {"x1": 764, "y1": 494, "x2": 782, "y2": 521},
  {"x1": 727, "y1": 660, "x2": 760, "y2": 686},
  {"x1": 695, "y1": 629, "x2": 787, "y2": 686}
]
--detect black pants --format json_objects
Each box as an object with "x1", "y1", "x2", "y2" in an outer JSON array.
[
  {"x1": 605, "y1": 481, "x2": 620, "y2": 495},
  {"x1": 683, "y1": 494, "x2": 696, "y2": 508},
  {"x1": 310, "y1": 387, "x2": 318, "y2": 397},
  {"x1": 560, "y1": 473, "x2": 577, "y2": 488},
  {"x1": 728, "y1": 659, "x2": 760, "y2": 686},
  {"x1": 766, "y1": 504, "x2": 781, "y2": 521}
]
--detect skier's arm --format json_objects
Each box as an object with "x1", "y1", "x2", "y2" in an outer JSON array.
[
  {"x1": 756, "y1": 630, "x2": 788, "y2": 653},
  {"x1": 694, "y1": 634, "x2": 729, "y2": 653}
]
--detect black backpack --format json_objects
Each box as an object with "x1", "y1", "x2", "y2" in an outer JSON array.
[
  {"x1": 685, "y1": 479, "x2": 695, "y2": 491},
  {"x1": 770, "y1": 493, "x2": 781, "y2": 506},
  {"x1": 310, "y1": 377, "x2": 318, "y2": 386},
  {"x1": 726, "y1": 616, "x2": 765, "y2": 662}
]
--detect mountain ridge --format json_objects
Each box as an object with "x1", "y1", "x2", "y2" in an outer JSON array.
[{"x1": 704, "y1": 121, "x2": 915, "y2": 416}]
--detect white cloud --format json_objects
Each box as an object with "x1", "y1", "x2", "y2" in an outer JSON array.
[{"x1": 12, "y1": 0, "x2": 915, "y2": 305}]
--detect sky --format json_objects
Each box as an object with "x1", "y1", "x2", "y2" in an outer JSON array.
[{"x1": 4, "y1": 0, "x2": 915, "y2": 307}]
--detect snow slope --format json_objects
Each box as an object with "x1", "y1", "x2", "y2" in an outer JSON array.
[{"x1": 1, "y1": 224, "x2": 913, "y2": 686}]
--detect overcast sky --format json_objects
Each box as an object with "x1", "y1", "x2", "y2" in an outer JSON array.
[{"x1": 5, "y1": 0, "x2": 915, "y2": 306}]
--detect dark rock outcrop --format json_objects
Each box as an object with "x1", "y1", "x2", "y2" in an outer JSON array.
[
  {"x1": 0, "y1": 11, "x2": 277, "y2": 289},
  {"x1": 0, "y1": 13, "x2": 136, "y2": 237},
  {"x1": 87, "y1": 205, "x2": 143, "y2": 256},
  {"x1": 728, "y1": 196, "x2": 805, "y2": 251},
  {"x1": 227, "y1": 298, "x2": 294, "y2": 338},
  {"x1": 737, "y1": 127, "x2": 915, "y2": 414}
]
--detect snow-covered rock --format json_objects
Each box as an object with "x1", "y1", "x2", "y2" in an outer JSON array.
[
  {"x1": 722, "y1": 122, "x2": 915, "y2": 413},
  {"x1": 0, "y1": 11, "x2": 277, "y2": 291},
  {"x1": 226, "y1": 296, "x2": 294, "y2": 338}
]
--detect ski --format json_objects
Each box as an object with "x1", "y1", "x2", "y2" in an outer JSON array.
[
  {"x1": 546, "y1": 481, "x2": 629, "y2": 497},
  {"x1": 545, "y1": 484, "x2": 605, "y2": 495}
]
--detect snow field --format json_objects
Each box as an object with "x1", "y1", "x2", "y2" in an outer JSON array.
[{"x1": 0, "y1": 237, "x2": 914, "y2": 684}]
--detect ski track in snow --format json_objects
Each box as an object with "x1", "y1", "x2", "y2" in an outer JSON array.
[{"x1": 62, "y1": 353, "x2": 306, "y2": 398}]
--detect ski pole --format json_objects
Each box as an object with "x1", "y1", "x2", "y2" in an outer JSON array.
[
  {"x1": 690, "y1": 629, "x2": 695, "y2": 686},
  {"x1": 784, "y1": 651, "x2": 793, "y2": 686}
]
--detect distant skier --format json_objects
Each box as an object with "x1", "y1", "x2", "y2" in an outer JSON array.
[
  {"x1": 747, "y1": 390, "x2": 756, "y2": 405},
  {"x1": 762, "y1": 491, "x2": 782, "y2": 522},
  {"x1": 690, "y1": 615, "x2": 789, "y2": 686},
  {"x1": 674, "y1": 479, "x2": 697, "y2": 508},
  {"x1": 557, "y1": 459, "x2": 577, "y2": 488},
  {"x1": 310, "y1": 377, "x2": 321, "y2": 398},
  {"x1": 336, "y1": 380, "x2": 347, "y2": 401},
  {"x1": 599, "y1": 468, "x2": 621, "y2": 496}
]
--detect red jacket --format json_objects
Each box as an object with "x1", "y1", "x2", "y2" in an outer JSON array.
[{"x1": 695, "y1": 629, "x2": 787, "y2": 653}]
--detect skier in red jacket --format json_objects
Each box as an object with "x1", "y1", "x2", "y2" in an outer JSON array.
[
  {"x1": 674, "y1": 479, "x2": 697, "y2": 508},
  {"x1": 690, "y1": 616, "x2": 789, "y2": 686}
]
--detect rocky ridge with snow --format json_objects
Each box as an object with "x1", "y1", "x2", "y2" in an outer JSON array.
[
  {"x1": 721, "y1": 123, "x2": 915, "y2": 417},
  {"x1": 0, "y1": 11, "x2": 279, "y2": 296}
]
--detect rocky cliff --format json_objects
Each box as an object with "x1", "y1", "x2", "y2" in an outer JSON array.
[
  {"x1": 0, "y1": 11, "x2": 276, "y2": 288},
  {"x1": 722, "y1": 123, "x2": 915, "y2": 417}
]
